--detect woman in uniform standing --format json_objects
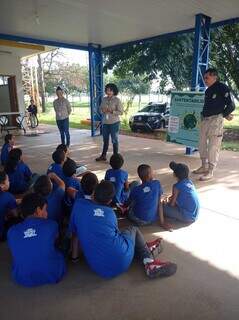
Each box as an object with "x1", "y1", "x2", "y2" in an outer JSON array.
[
  {"x1": 53, "y1": 86, "x2": 72, "y2": 147},
  {"x1": 96, "y1": 83, "x2": 123, "y2": 161}
]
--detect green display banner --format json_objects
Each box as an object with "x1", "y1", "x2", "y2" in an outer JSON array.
[{"x1": 167, "y1": 91, "x2": 205, "y2": 148}]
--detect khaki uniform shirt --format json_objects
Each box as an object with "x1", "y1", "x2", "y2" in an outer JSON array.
[
  {"x1": 53, "y1": 97, "x2": 72, "y2": 121},
  {"x1": 100, "y1": 96, "x2": 123, "y2": 124}
]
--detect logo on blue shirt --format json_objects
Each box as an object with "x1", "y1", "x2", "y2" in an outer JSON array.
[
  {"x1": 24, "y1": 228, "x2": 37, "y2": 239},
  {"x1": 94, "y1": 208, "x2": 105, "y2": 217},
  {"x1": 143, "y1": 186, "x2": 151, "y2": 193}
]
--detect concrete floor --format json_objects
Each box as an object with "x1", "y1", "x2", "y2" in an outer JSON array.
[{"x1": 0, "y1": 125, "x2": 239, "y2": 320}]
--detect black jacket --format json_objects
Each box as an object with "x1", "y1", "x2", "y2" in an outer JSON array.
[{"x1": 202, "y1": 81, "x2": 235, "y2": 118}]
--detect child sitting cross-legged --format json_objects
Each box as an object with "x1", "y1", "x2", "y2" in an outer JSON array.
[
  {"x1": 104, "y1": 153, "x2": 129, "y2": 205},
  {"x1": 1, "y1": 134, "x2": 15, "y2": 166},
  {"x1": 69, "y1": 180, "x2": 177, "y2": 279},
  {"x1": 161, "y1": 161, "x2": 200, "y2": 224},
  {"x1": 7, "y1": 192, "x2": 66, "y2": 287},
  {"x1": 47, "y1": 149, "x2": 66, "y2": 181},
  {"x1": 125, "y1": 164, "x2": 163, "y2": 226},
  {"x1": 70, "y1": 172, "x2": 99, "y2": 262},
  {"x1": 63, "y1": 158, "x2": 84, "y2": 213},
  {"x1": 0, "y1": 170, "x2": 18, "y2": 241},
  {"x1": 56, "y1": 144, "x2": 87, "y2": 176},
  {"x1": 4, "y1": 148, "x2": 35, "y2": 195},
  {"x1": 34, "y1": 173, "x2": 65, "y2": 223}
]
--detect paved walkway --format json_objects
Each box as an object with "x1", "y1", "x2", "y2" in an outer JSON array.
[{"x1": 0, "y1": 125, "x2": 239, "y2": 320}]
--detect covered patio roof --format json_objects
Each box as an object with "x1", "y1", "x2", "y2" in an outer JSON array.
[{"x1": 0, "y1": 0, "x2": 239, "y2": 49}]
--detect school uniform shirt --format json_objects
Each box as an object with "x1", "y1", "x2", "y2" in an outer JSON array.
[
  {"x1": 46, "y1": 187, "x2": 65, "y2": 222},
  {"x1": 69, "y1": 198, "x2": 134, "y2": 278},
  {"x1": 174, "y1": 179, "x2": 200, "y2": 222},
  {"x1": 8, "y1": 162, "x2": 32, "y2": 194},
  {"x1": 105, "y1": 169, "x2": 128, "y2": 204},
  {"x1": 47, "y1": 163, "x2": 65, "y2": 181},
  {"x1": 0, "y1": 191, "x2": 17, "y2": 236},
  {"x1": 129, "y1": 180, "x2": 163, "y2": 222},
  {"x1": 7, "y1": 217, "x2": 66, "y2": 287},
  {"x1": 64, "y1": 176, "x2": 84, "y2": 207},
  {"x1": 1, "y1": 143, "x2": 12, "y2": 166}
]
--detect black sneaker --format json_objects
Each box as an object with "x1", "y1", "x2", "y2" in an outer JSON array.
[{"x1": 95, "y1": 155, "x2": 107, "y2": 162}]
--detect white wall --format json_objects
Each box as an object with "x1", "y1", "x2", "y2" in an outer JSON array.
[{"x1": 0, "y1": 53, "x2": 25, "y2": 113}]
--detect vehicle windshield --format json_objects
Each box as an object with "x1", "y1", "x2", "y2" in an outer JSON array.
[{"x1": 139, "y1": 104, "x2": 166, "y2": 113}]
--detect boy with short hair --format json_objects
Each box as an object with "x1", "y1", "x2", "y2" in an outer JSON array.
[
  {"x1": 34, "y1": 173, "x2": 65, "y2": 222},
  {"x1": 56, "y1": 144, "x2": 87, "y2": 176},
  {"x1": 63, "y1": 158, "x2": 84, "y2": 209},
  {"x1": 105, "y1": 153, "x2": 129, "y2": 205},
  {"x1": 7, "y1": 193, "x2": 66, "y2": 287},
  {"x1": 162, "y1": 161, "x2": 200, "y2": 223},
  {"x1": 47, "y1": 149, "x2": 66, "y2": 181},
  {"x1": 70, "y1": 172, "x2": 99, "y2": 261},
  {"x1": 5, "y1": 148, "x2": 33, "y2": 194},
  {"x1": 126, "y1": 164, "x2": 163, "y2": 225},
  {"x1": 0, "y1": 170, "x2": 17, "y2": 240},
  {"x1": 69, "y1": 180, "x2": 177, "y2": 279},
  {"x1": 1, "y1": 134, "x2": 14, "y2": 166}
]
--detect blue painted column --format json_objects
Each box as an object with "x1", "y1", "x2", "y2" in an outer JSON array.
[
  {"x1": 186, "y1": 13, "x2": 211, "y2": 155},
  {"x1": 88, "y1": 43, "x2": 103, "y2": 137}
]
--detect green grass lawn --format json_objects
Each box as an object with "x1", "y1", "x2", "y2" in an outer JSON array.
[{"x1": 40, "y1": 102, "x2": 239, "y2": 151}]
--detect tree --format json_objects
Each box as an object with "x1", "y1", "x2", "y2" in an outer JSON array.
[
  {"x1": 103, "y1": 33, "x2": 194, "y2": 92},
  {"x1": 115, "y1": 75, "x2": 151, "y2": 114},
  {"x1": 37, "y1": 54, "x2": 46, "y2": 112},
  {"x1": 103, "y1": 23, "x2": 239, "y2": 99},
  {"x1": 210, "y1": 24, "x2": 239, "y2": 100}
]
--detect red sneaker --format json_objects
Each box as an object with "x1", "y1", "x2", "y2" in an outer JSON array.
[
  {"x1": 146, "y1": 238, "x2": 163, "y2": 256},
  {"x1": 145, "y1": 259, "x2": 177, "y2": 278}
]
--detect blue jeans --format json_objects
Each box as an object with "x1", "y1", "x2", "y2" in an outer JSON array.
[
  {"x1": 102, "y1": 122, "x2": 120, "y2": 156},
  {"x1": 163, "y1": 204, "x2": 193, "y2": 223},
  {"x1": 122, "y1": 226, "x2": 152, "y2": 261},
  {"x1": 56, "y1": 118, "x2": 70, "y2": 146}
]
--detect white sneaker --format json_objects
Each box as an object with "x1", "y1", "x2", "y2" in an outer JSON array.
[
  {"x1": 199, "y1": 171, "x2": 213, "y2": 181},
  {"x1": 193, "y1": 166, "x2": 208, "y2": 174}
]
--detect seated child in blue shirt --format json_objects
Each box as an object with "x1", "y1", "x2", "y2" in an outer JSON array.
[
  {"x1": 69, "y1": 180, "x2": 176, "y2": 279},
  {"x1": 63, "y1": 158, "x2": 83, "y2": 211},
  {"x1": 5, "y1": 148, "x2": 33, "y2": 194},
  {"x1": 70, "y1": 172, "x2": 99, "y2": 262},
  {"x1": 162, "y1": 162, "x2": 200, "y2": 224},
  {"x1": 105, "y1": 153, "x2": 129, "y2": 205},
  {"x1": 34, "y1": 173, "x2": 65, "y2": 223},
  {"x1": 47, "y1": 149, "x2": 66, "y2": 181},
  {"x1": 126, "y1": 164, "x2": 163, "y2": 226},
  {"x1": 7, "y1": 193, "x2": 66, "y2": 287},
  {"x1": 0, "y1": 170, "x2": 18, "y2": 240},
  {"x1": 56, "y1": 144, "x2": 87, "y2": 176},
  {"x1": 1, "y1": 134, "x2": 14, "y2": 166}
]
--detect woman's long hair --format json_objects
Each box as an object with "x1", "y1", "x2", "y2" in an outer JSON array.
[{"x1": 4, "y1": 148, "x2": 22, "y2": 174}]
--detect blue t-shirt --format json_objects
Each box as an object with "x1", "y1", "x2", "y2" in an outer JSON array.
[
  {"x1": 64, "y1": 176, "x2": 83, "y2": 207},
  {"x1": 174, "y1": 179, "x2": 200, "y2": 222},
  {"x1": 0, "y1": 191, "x2": 17, "y2": 236},
  {"x1": 46, "y1": 187, "x2": 65, "y2": 222},
  {"x1": 105, "y1": 169, "x2": 128, "y2": 204},
  {"x1": 1, "y1": 143, "x2": 12, "y2": 166},
  {"x1": 69, "y1": 199, "x2": 134, "y2": 278},
  {"x1": 8, "y1": 162, "x2": 32, "y2": 194},
  {"x1": 129, "y1": 180, "x2": 163, "y2": 222},
  {"x1": 47, "y1": 163, "x2": 65, "y2": 181},
  {"x1": 7, "y1": 217, "x2": 66, "y2": 287}
]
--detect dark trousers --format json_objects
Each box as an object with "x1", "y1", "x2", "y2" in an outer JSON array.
[
  {"x1": 122, "y1": 226, "x2": 152, "y2": 261},
  {"x1": 102, "y1": 122, "x2": 120, "y2": 156},
  {"x1": 56, "y1": 118, "x2": 70, "y2": 146}
]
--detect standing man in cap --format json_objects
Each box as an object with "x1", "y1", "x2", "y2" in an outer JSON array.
[{"x1": 193, "y1": 68, "x2": 235, "y2": 181}]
